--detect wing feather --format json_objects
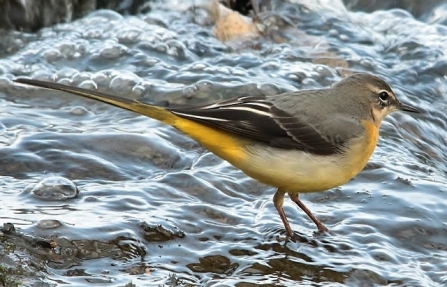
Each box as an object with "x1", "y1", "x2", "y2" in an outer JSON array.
[{"x1": 170, "y1": 96, "x2": 346, "y2": 155}]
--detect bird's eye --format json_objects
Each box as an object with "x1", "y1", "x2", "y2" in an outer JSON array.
[{"x1": 379, "y1": 91, "x2": 389, "y2": 102}]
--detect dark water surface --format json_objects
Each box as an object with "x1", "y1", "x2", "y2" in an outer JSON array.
[{"x1": 0, "y1": 1, "x2": 446, "y2": 286}]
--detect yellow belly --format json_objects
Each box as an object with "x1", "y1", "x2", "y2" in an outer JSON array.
[{"x1": 239, "y1": 120, "x2": 379, "y2": 192}]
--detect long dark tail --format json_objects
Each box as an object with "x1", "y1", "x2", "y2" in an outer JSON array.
[{"x1": 14, "y1": 78, "x2": 175, "y2": 124}]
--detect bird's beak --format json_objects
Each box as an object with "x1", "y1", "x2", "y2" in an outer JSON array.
[{"x1": 397, "y1": 101, "x2": 420, "y2": 113}]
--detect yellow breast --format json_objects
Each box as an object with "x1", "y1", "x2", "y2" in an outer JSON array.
[{"x1": 236, "y1": 120, "x2": 379, "y2": 193}]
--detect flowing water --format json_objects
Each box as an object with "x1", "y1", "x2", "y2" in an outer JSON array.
[{"x1": 0, "y1": 0, "x2": 446, "y2": 286}]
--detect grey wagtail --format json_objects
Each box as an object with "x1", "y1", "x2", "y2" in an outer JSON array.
[{"x1": 14, "y1": 73, "x2": 419, "y2": 237}]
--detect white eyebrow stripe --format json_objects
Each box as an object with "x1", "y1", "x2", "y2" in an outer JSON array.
[
  {"x1": 365, "y1": 83, "x2": 382, "y2": 93},
  {"x1": 365, "y1": 84, "x2": 394, "y2": 96}
]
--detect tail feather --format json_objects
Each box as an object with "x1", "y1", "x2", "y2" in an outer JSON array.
[
  {"x1": 14, "y1": 78, "x2": 250, "y2": 168},
  {"x1": 14, "y1": 78, "x2": 174, "y2": 124}
]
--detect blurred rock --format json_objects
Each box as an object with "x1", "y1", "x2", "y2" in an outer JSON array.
[{"x1": 0, "y1": 0, "x2": 154, "y2": 32}]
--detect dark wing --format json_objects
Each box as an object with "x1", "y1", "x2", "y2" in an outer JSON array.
[{"x1": 169, "y1": 96, "x2": 344, "y2": 155}]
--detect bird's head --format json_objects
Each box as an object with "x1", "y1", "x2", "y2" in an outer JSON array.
[{"x1": 335, "y1": 73, "x2": 419, "y2": 126}]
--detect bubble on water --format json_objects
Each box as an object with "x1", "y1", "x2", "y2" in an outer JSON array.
[
  {"x1": 166, "y1": 40, "x2": 187, "y2": 58},
  {"x1": 57, "y1": 41, "x2": 77, "y2": 58},
  {"x1": 57, "y1": 77, "x2": 72, "y2": 85},
  {"x1": 153, "y1": 42, "x2": 168, "y2": 53},
  {"x1": 182, "y1": 85, "x2": 197, "y2": 99},
  {"x1": 37, "y1": 219, "x2": 62, "y2": 229},
  {"x1": 109, "y1": 72, "x2": 140, "y2": 95},
  {"x1": 78, "y1": 80, "x2": 97, "y2": 90},
  {"x1": 195, "y1": 80, "x2": 214, "y2": 92},
  {"x1": 71, "y1": 72, "x2": 92, "y2": 84},
  {"x1": 31, "y1": 176, "x2": 79, "y2": 201},
  {"x1": 42, "y1": 48, "x2": 62, "y2": 62},
  {"x1": 69, "y1": 106, "x2": 89, "y2": 116},
  {"x1": 56, "y1": 67, "x2": 79, "y2": 79},
  {"x1": 82, "y1": 28, "x2": 103, "y2": 39},
  {"x1": 91, "y1": 72, "x2": 110, "y2": 87},
  {"x1": 117, "y1": 28, "x2": 143, "y2": 44},
  {"x1": 132, "y1": 85, "x2": 145, "y2": 97},
  {"x1": 100, "y1": 43, "x2": 129, "y2": 59}
]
